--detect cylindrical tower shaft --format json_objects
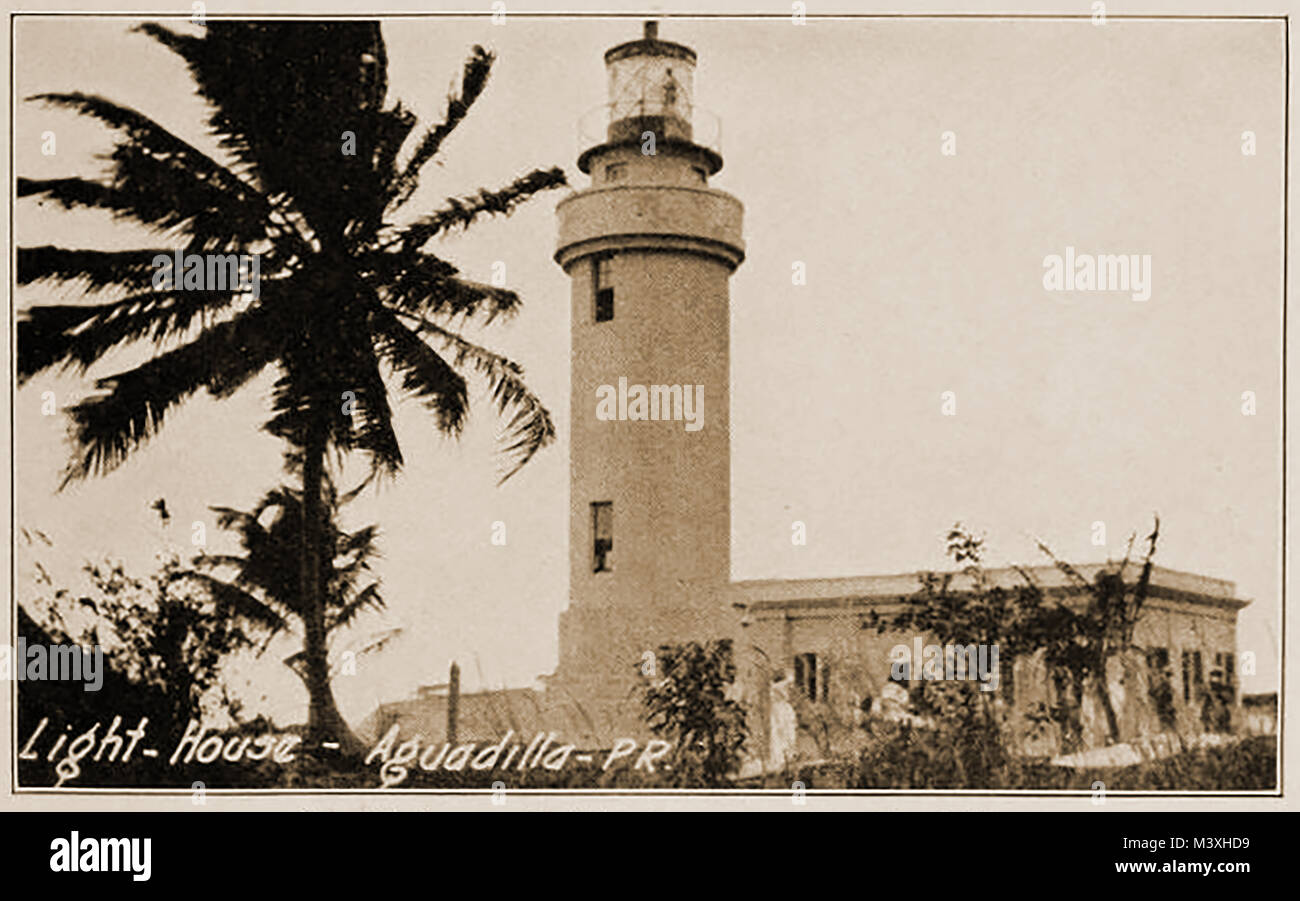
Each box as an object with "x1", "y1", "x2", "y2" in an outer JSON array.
[{"x1": 551, "y1": 22, "x2": 744, "y2": 730}]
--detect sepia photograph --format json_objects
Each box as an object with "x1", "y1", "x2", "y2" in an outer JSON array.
[{"x1": 3, "y1": 1, "x2": 1287, "y2": 820}]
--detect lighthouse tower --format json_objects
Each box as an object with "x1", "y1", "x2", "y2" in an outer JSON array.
[{"x1": 551, "y1": 21, "x2": 745, "y2": 734}]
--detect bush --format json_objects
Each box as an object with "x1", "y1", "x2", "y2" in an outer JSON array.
[{"x1": 642, "y1": 640, "x2": 749, "y2": 787}]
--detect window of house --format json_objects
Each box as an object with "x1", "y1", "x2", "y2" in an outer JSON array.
[
  {"x1": 593, "y1": 255, "x2": 614, "y2": 323},
  {"x1": 1147, "y1": 647, "x2": 1176, "y2": 729},
  {"x1": 1182, "y1": 649, "x2": 1204, "y2": 702},
  {"x1": 591, "y1": 501, "x2": 613, "y2": 573},
  {"x1": 1000, "y1": 654, "x2": 1015, "y2": 705},
  {"x1": 1050, "y1": 666, "x2": 1070, "y2": 710},
  {"x1": 793, "y1": 652, "x2": 818, "y2": 702},
  {"x1": 1207, "y1": 652, "x2": 1234, "y2": 732},
  {"x1": 1212, "y1": 652, "x2": 1237, "y2": 695},
  {"x1": 606, "y1": 162, "x2": 627, "y2": 182}
]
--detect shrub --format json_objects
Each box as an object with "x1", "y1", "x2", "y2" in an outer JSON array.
[{"x1": 642, "y1": 639, "x2": 749, "y2": 787}]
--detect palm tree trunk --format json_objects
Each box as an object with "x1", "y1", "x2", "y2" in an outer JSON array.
[{"x1": 300, "y1": 421, "x2": 365, "y2": 758}]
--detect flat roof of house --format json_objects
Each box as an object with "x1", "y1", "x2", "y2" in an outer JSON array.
[{"x1": 733, "y1": 563, "x2": 1246, "y2": 611}]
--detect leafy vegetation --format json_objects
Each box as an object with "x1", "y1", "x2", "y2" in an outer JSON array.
[
  {"x1": 642, "y1": 640, "x2": 749, "y2": 787},
  {"x1": 868, "y1": 519, "x2": 1161, "y2": 755}
]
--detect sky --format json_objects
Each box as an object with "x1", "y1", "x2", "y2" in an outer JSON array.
[{"x1": 12, "y1": 15, "x2": 1284, "y2": 725}]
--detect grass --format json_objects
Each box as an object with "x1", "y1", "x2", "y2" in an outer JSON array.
[
  {"x1": 781, "y1": 722, "x2": 1278, "y2": 791},
  {"x1": 257, "y1": 727, "x2": 1275, "y2": 790}
]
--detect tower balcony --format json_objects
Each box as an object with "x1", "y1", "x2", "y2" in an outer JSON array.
[
  {"x1": 555, "y1": 181, "x2": 745, "y2": 271},
  {"x1": 576, "y1": 102, "x2": 724, "y2": 175}
]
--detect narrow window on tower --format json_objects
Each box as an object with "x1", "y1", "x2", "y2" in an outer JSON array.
[
  {"x1": 592, "y1": 501, "x2": 613, "y2": 573},
  {"x1": 593, "y1": 255, "x2": 614, "y2": 323}
]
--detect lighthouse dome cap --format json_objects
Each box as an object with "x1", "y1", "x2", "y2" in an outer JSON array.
[{"x1": 605, "y1": 20, "x2": 697, "y2": 65}]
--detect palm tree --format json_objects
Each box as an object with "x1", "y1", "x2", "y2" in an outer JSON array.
[
  {"x1": 188, "y1": 483, "x2": 394, "y2": 719},
  {"x1": 17, "y1": 21, "x2": 566, "y2": 754}
]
